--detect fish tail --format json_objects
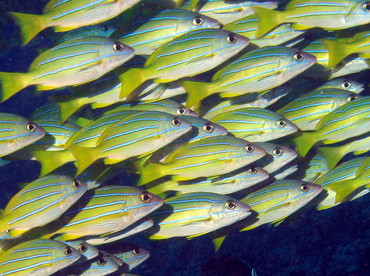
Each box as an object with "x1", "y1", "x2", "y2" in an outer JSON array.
[
  {"x1": 10, "y1": 12, "x2": 46, "y2": 45},
  {"x1": 69, "y1": 145, "x2": 96, "y2": 175},
  {"x1": 56, "y1": 99, "x2": 83, "y2": 123},
  {"x1": 183, "y1": 81, "x2": 211, "y2": 109},
  {"x1": 253, "y1": 7, "x2": 282, "y2": 38},
  {"x1": 0, "y1": 72, "x2": 28, "y2": 102},
  {"x1": 292, "y1": 132, "x2": 316, "y2": 157},
  {"x1": 323, "y1": 39, "x2": 352, "y2": 68},
  {"x1": 147, "y1": 180, "x2": 175, "y2": 194},
  {"x1": 317, "y1": 146, "x2": 343, "y2": 170},
  {"x1": 326, "y1": 178, "x2": 363, "y2": 203},
  {"x1": 137, "y1": 163, "x2": 164, "y2": 186},
  {"x1": 119, "y1": 68, "x2": 146, "y2": 100},
  {"x1": 32, "y1": 150, "x2": 76, "y2": 176}
]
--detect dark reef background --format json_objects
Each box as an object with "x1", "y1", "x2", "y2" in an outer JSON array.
[{"x1": 0, "y1": 0, "x2": 369, "y2": 275}]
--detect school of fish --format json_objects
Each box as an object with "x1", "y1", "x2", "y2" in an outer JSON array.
[{"x1": 0, "y1": 0, "x2": 369, "y2": 275}]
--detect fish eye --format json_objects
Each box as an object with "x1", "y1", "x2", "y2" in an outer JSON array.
[
  {"x1": 177, "y1": 107, "x2": 187, "y2": 115},
  {"x1": 97, "y1": 256, "x2": 107, "y2": 265},
  {"x1": 347, "y1": 95, "x2": 358, "y2": 102},
  {"x1": 245, "y1": 144, "x2": 254, "y2": 152},
  {"x1": 192, "y1": 16, "x2": 204, "y2": 25},
  {"x1": 294, "y1": 52, "x2": 304, "y2": 62},
  {"x1": 78, "y1": 243, "x2": 88, "y2": 253},
  {"x1": 300, "y1": 184, "x2": 310, "y2": 192},
  {"x1": 248, "y1": 166, "x2": 258, "y2": 174},
  {"x1": 72, "y1": 180, "x2": 80, "y2": 188},
  {"x1": 203, "y1": 123, "x2": 215, "y2": 133},
  {"x1": 273, "y1": 147, "x2": 284, "y2": 156},
  {"x1": 277, "y1": 120, "x2": 287, "y2": 127},
  {"x1": 27, "y1": 123, "x2": 37, "y2": 132},
  {"x1": 113, "y1": 41, "x2": 125, "y2": 52},
  {"x1": 172, "y1": 117, "x2": 182, "y2": 126},
  {"x1": 140, "y1": 191, "x2": 152, "y2": 202},
  {"x1": 362, "y1": 2, "x2": 370, "y2": 11},
  {"x1": 341, "y1": 81, "x2": 351, "y2": 89},
  {"x1": 64, "y1": 246, "x2": 73, "y2": 255},
  {"x1": 225, "y1": 200, "x2": 237, "y2": 210},
  {"x1": 226, "y1": 34, "x2": 237, "y2": 44},
  {"x1": 133, "y1": 248, "x2": 142, "y2": 255}
]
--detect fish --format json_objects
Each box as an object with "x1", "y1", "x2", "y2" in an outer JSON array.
[
  {"x1": 26, "y1": 120, "x2": 81, "y2": 152},
  {"x1": 240, "y1": 180, "x2": 323, "y2": 231},
  {"x1": 148, "y1": 192, "x2": 252, "y2": 239},
  {"x1": 324, "y1": 157, "x2": 370, "y2": 202},
  {"x1": 119, "y1": 28, "x2": 250, "y2": 100},
  {"x1": 55, "y1": 77, "x2": 186, "y2": 122},
  {"x1": 147, "y1": 165, "x2": 269, "y2": 195},
  {"x1": 57, "y1": 22, "x2": 118, "y2": 44},
  {"x1": 10, "y1": 0, "x2": 141, "y2": 45},
  {"x1": 315, "y1": 157, "x2": 367, "y2": 210},
  {"x1": 323, "y1": 30, "x2": 370, "y2": 68},
  {"x1": 0, "y1": 112, "x2": 45, "y2": 157},
  {"x1": 254, "y1": 142, "x2": 298, "y2": 174},
  {"x1": 201, "y1": 84, "x2": 292, "y2": 120},
  {"x1": 293, "y1": 96, "x2": 370, "y2": 156},
  {"x1": 253, "y1": 0, "x2": 370, "y2": 38},
  {"x1": 56, "y1": 251, "x2": 120, "y2": 276},
  {"x1": 117, "y1": 9, "x2": 221, "y2": 55},
  {"x1": 113, "y1": 246, "x2": 150, "y2": 272},
  {"x1": 318, "y1": 77, "x2": 364, "y2": 94},
  {"x1": 69, "y1": 111, "x2": 193, "y2": 174},
  {"x1": 0, "y1": 239, "x2": 81, "y2": 276},
  {"x1": 318, "y1": 133, "x2": 370, "y2": 169},
  {"x1": 181, "y1": 0, "x2": 278, "y2": 25},
  {"x1": 183, "y1": 46, "x2": 316, "y2": 108},
  {"x1": 138, "y1": 135, "x2": 266, "y2": 184},
  {"x1": 0, "y1": 36, "x2": 135, "y2": 102},
  {"x1": 223, "y1": 14, "x2": 305, "y2": 47},
  {"x1": 85, "y1": 218, "x2": 154, "y2": 245},
  {"x1": 43, "y1": 186, "x2": 163, "y2": 241},
  {"x1": 299, "y1": 152, "x2": 330, "y2": 183},
  {"x1": 210, "y1": 107, "x2": 298, "y2": 142},
  {"x1": 64, "y1": 240, "x2": 99, "y2": 261},
  {"x1": 277, "y1": 88, "x2": 361, "y2": 131},
  {"x1": 0, "y1": 175, "x2": 88, "y2": 239}
]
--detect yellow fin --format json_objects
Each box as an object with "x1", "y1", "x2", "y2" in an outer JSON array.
[{"x1": 10, "y1": 12, "x2": 47, "y2": 45}]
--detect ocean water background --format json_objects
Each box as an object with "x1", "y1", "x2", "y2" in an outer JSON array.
[{"x1": 0, "y1": 0, "x2": 369, "y2": 275}]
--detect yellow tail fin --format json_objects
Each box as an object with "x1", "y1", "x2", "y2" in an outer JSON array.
[
  {"x1": 56, "y1": 99, "x2": 83, "y2": 123},
  {"x1": 119, "y1": 68, "x2": 147, "y2": 100},
  {"x1": 10, "y1": 12, "x2": 47, "y2": 45},
  {"x1": 137, "y1": 163, "x2": 165, "y2": 186},
  {"x1": 182, "y1": 80, "x2": 211, "y2": 109},
  {"x1": 0, "y1": 72, "x2": 28, "y2": 102},
  {"x1": 68, "y1": 145, "x2": 97, "y2": 175},
  {"x1": 323, "y1": 39, "x2": 352, "y2": 69},
  {"x1": 317, "y1": 146, "x2": 343, "y2": 170},
  {"x1": 292, "y1": 131, "x2": 317, "y2": 157},
  {"x1": 253, "y1": 7, "x2": 283, "y2": 38},
  {"x1": 32, "y1": 150, "x2": 76, "y2": 176}
]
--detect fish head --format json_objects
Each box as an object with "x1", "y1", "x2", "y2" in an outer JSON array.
[
  {"x1": 287, "y1": 181, "x2": 323, "y2": 208},
  {"x1": 64, "y1": 240, "x2": 99, "y2": 260},
  {"x1": 155, "y1": 113, "x2": 194, "y2": 144},
  {"x1": 345, "y1": 1, "x2": 370, "y2": 26},
  {"x1": 41, "y1": 240, "x2": 82, "y2": 271},
  {"x1": 210, "y1": 196, "x2": 252, "y2": 227},
  {"x1": 126, "y1": 188, "x2": 164, "y2": 220},
  {"x1": 177, "y1": 11, "x2": 221, "y2": 32},
  {"x1": 280, "y1": 48, "x2": 317, "y2": 79},
  {"x1": 211, "y1": 30, "x2": 250, "y2": 62},
  {"x1": 98, "y1": 39, "x2": 135, "y2": 69}
]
